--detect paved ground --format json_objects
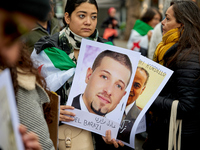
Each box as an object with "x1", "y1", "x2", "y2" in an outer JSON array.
[
  {"x1": 113, "y1": 38, "x2": 146, "y2": 150},
  {"x1": 113, "y1": 38, "x2": 128, "y2": 49}
]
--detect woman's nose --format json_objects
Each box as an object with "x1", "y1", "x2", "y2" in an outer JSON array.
[
  {"x1": 84, "y1": 17, "x2": 91, "y2": 25},
  {"x1": 161, "y1": 18, "x2": 165, "y2": 26}
]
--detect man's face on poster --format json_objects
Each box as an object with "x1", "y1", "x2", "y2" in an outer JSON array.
[
  {"x1": 83, "y1": 56, "x2": 131, "y2": 116},
  {"x1": 127, "y1": 68, "x2": 147, "y2": 106}
]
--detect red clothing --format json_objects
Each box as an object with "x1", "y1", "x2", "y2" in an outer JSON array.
[{"x1": 103, "y1": 28, "x2": 118, "y2": 40}]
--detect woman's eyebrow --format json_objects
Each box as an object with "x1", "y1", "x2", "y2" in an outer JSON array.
[{"x1": 77, "y1": 11, "x2": 97, "y2": 15}]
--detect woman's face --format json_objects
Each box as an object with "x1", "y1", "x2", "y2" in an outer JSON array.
[
  {"x1": 148, "y1": 12, "x2": 161, "y2": 28},
  {"x1": 65, "y1": 2, "x2": 98, "y2": 37},
  {"x1": 161, "y1": 5, "x2": 182, "y2": 35},
  {"x1": 0, "y1": 10, "x2": 36, "y2": 66},
  {"x1": 109, "y1": 8, "x2": 116, "y2": 18}
]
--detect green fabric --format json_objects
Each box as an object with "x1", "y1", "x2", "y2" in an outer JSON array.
[
  {"x1": 133, "y1": 20, "x2": 153, "y2": 36},
  {"x1": 105, "y1": 41, "x2": 114, "y2": 45},
  {"x1": 44, "y1": 47, "x2": 76, "y2": 71}
]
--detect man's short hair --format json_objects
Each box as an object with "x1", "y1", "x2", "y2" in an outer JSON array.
[
  {"x1": 92, "y1": 50, "x2": 132, "y2": 86},
  {"x1": 137, "y1": 67, "x2": 149, "y2": 86}
]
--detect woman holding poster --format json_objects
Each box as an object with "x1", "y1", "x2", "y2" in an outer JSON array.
[
  {"x1": 144, "y1": 1, "x2": 200, "y2": 150},
  {"x1": 31, "y1": 0, "x2": 112, "y2": 112},
  {"x1": 31, "y1": 0, "x2": 123, "y2": 149}
]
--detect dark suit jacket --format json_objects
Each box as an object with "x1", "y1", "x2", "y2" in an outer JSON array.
[
  {"x1": 71, "y1": 94, "x2": 81, "y2": 109},
  {"x1": 117, "y1": 102, "x2": 141, "y2": 143}
]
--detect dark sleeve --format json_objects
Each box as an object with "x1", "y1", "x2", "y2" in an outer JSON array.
[
  {"x1": 101, "y1": 17, "x2": 112, "y2": 28},
  {"x1": 150, "y1": 51, "x2": 200, "y2": 119},
  {"x1": 113, "y1": 17, "x2": 119, "y2": 29},
  {"x1": 34, "y1": 32, "x2": 60, "y2": 54}
]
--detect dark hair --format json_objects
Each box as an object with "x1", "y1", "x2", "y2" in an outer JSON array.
[
  {"x1": 1, "y1": 0, "x2": 50, "y2": 22},
  {"x1": 137, "y1": 67, "x2": 149, "y2": 86},
  {"x1": 63, "y1": 0, "x2": 98, "y2": 27},
  {"x1": 92, "y1": 50, "x2": 132, "y2": 86},
  {"x1": 166, "y1": 1, "x2": 200, "y2": 66},
  {"x1": 141, "y1": 7, "x2": 162, "y2": 24}
]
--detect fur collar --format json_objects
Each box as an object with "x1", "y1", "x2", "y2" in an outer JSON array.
[{"x1": 17, "y1": 68, "x2": 36, "y2": 90}]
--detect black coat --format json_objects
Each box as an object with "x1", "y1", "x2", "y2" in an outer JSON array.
[
  {"x1": 145, "y1": 43, "x2": 200, "y2": 149},
  {"x1": 101, "y1": 16, "x2": 119, "y2": 29}
]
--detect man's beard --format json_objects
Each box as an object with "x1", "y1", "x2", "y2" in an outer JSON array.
[{"x1": 90, "y1": 101, "x2": 108, "y2": 116}]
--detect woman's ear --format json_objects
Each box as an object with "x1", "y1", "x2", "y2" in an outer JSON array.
[
  {"x1": 179, "y1": 22, "x2": 184, "y2": 27},
  {"x1": 179, "y1": 23, "x2": 184, "y2": 31},
  {"x1": 179, "y1": 23, "x2": 184, "y2": 29},
  {"x1": 64, "y1": 12, "x2": 70, "y2": 25}
]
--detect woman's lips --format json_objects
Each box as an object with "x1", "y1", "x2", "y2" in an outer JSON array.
[
  {"x1": 82, "y1": 28, "x2": 91, "y2": 31},
  {"x1": 162, "y1": 28, "x2": 166, "y2": 33}
]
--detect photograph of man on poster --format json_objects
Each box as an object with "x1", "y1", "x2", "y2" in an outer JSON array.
[
  {"x1": 117, "y1": 67, "x2": 149, "y2": 144},
  {"x1": 63, "y1": 39, "x2": 172, "y2": 148},
  {"x1": 72, "y1": 50, "x2": 132, "y2": 117}
]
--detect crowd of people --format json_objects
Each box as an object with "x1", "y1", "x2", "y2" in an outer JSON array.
[{"x1": 1, "y1": 0, "x2": 200, "y2": 150}]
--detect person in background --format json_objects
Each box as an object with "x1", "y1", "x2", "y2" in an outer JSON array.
[
  {"x1": 31, "y1": 0, "x2": 123, "y2": 149},
  {"x1": 101, "y1": 7, "x2": 119, "y2": 43},
  {"x1": 127, "y1": 7, "x2": 162, "y2": 57},
  {"x1": 0, "y1": 0, "x2": 54, "y2": 150},
  {"x1": 143, "y1": 1, "x2": 200, "y2": 149},
  {"x1": 23, "y1": 0, "x2": 60, "y2": 54},
  {"x1": 147, "y1": 22, "x2": 163, "y2": 59}
]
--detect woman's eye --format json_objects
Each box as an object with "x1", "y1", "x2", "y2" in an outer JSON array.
[
  {"x1": 91, "y1": 16, "x2": 97, "y2": 20},
  {"x1": 79, "y1": 15, "x2": 85, "y2": 18}
]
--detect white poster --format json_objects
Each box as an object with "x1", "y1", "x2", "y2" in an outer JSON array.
[
  {"x1": 62, "y1": 39, "x2": 173, "y2": 149},
  {"x1": 63, "y1": 39, "x2": 140, "y2": 139},
  {"x1": 0, "y1": 69, "x2": 24, "y2": 150},
  {"x1": 117, "y1": 56, "x2": 173, "y2": 148}
]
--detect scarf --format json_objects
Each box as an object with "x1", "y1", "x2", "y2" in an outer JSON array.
[
  {"x1": 153, "y1": 28, "x2": 180, "y2": 65},
  {"x1": 59, "y1": 26, "x2": 99, "y2": 50}
]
